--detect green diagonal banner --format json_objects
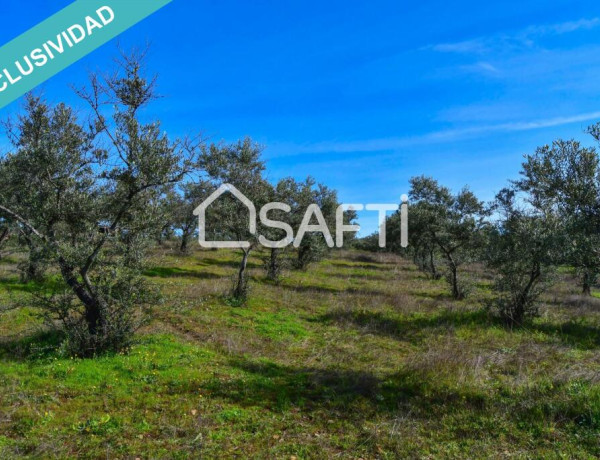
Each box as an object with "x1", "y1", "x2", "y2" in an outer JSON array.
[{"x1": 0, "y1": 0, "x2": 173, "y2": 109}]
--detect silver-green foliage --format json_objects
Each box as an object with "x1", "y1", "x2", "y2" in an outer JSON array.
[{"x1": 0, "y1": 53, "x2": 201, "y2": 356}]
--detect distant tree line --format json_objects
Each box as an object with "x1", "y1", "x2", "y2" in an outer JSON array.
[{"x1": 358, "y1": 131, "x2": 600, "y2": 326}]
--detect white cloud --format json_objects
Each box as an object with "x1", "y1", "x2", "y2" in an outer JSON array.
[
  {"x1": 268, "y1": 111, "x2": 600, "y2": 156},
  {"x1": 429, "y1": 17, "x2": 600, "y2": 56},
  {"x1": 460, "y1": 61, "x2": 499, "y2": 74},
  {"x1": 526, "y1": 17, "x2": 600, "y2": 36},
  {"x1": 431, "y1": 39, "x2": 488, "y2": 54}
]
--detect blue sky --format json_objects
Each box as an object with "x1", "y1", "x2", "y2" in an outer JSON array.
[{"x1": 2, "y1": 0, "x2": 600, "y2": 234}]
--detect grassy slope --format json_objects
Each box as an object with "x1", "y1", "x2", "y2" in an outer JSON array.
[{"x1": 0, "y1": 247, "x2": 600, "y2": 459}]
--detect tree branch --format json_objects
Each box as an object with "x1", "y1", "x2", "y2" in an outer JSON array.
[{"x1": 0, "y1": 205, "x2": 47, "y2": 242}]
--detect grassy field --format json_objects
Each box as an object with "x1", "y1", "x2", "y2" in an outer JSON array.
[{"x1": 0, "y1": 246, "x2": 599, "y2": 458}]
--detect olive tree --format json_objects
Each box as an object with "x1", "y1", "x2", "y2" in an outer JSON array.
[
  {"x1": 517, "y1": 135, "x2": 600, "y2": 295},
  {"x1": 485, "y1": 188, "x2": 560, "y2": 326},
  {"x1": 0, "y1": 54, "x2": 201, "y2": 356},
  {"x1": 408, "y1": 176, "x2": 488, "y2": 299},
  {"x1": 261, "y1": 178, "x2": 294, "y2": 282},
  {"x1": 174, "y1": 181, "x2": 214, "y2": 254},
  {"x1": 292, "y1": 179, "x2": 341, "y2": 270},
  {"x1": 259, "y1": 176, "x2": 355, "y2": 278},
  {"x1": 394, "y1": 204, "x2": 441, "y2": 279},
  {"x1": 150, "y1": 189, "x2": 178, "y2": 247},
  {"x1": 202, "y1": 138, "x2": 271, "y2": 301},
  {"x1": 0, "y1": 216, "x2": 11, "y2": 260}
]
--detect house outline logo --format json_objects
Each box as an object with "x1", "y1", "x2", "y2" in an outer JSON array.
[{"x1": 193, "y1": 183, "x2": 256, "y2": 248}]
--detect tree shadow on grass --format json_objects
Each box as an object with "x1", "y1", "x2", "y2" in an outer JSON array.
[
  {"x1": 530, "y1": 320, "x2": 600, "y2": 349},
  {"x1": 143, "y1": 266, "x2": 222, "y2": 280},
  {"x1": 278, "y1": 282, "x2": 401, "y2": 299},
  {"x1": 278, "y1": 283, "x2": 343, "y2": 296},
  {"x1": 200, "y1": 356, "x2": 488, "y2": 419},
  {"x1": 411, "y1": 290, "x2": 454, "y2": 301},
  {"x1": 327, "y1": 272, "x2": 397, "y2": 282},
  {"x1": 197, "y1": 258, "x2": 262, "y2": 270},
  {"x1": 313, "y1": 308, "x2": 499, "y2": 344},
  {"x1": 0, "y1": 329, "x2": 63, "y2": 361},
  {"x1": 344, "y1": 253, "x2": 383, "y2": 264},
  {"x1": 277, "y1": 282, "x2": 458, "y2": 308},
  {"x1": 0, "y1": 276, "x2": 63, "y2": 295},
  {"x1": 316, "y1": 304, "x2": 600, "y2": 349},
  {"x1": 199, "y1": 357, "x2": 591, "y2": 438},
  {"x1": 327, "y1": 261, "x2": 390, "y2": 271}
]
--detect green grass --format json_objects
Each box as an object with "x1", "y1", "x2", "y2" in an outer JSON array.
[{"x1": 1, "y1": 247, "x2": 600, "y2": 458}]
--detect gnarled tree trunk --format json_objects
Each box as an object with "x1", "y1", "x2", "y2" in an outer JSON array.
[
  {"x1": 233, "y1": 248, "x2": 250, "y2": 299},
  {"x1": 581, "y1": 269, "x2": 594, "y2": 296},
  {"x1": 267, "y1": 248, "x2": 281, "y2": 281},
  {"x1": 0, "y1": 227, "x2": 9, "y2": 257}
]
